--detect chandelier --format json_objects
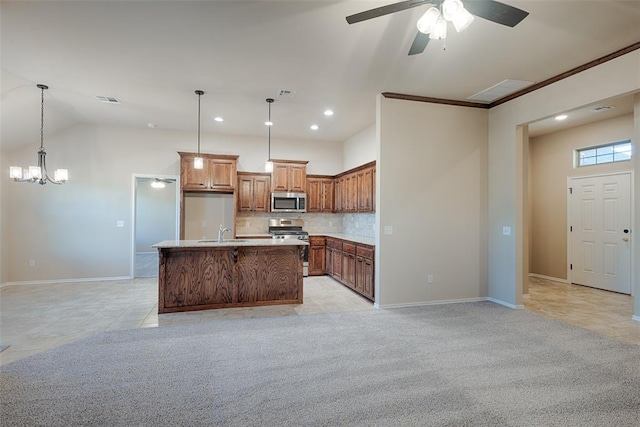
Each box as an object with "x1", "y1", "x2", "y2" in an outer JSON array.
[{"x1": 9, "y1": 84, "x2": 68, "y2": 185}]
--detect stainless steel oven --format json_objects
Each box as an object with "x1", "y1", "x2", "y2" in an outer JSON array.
[{"x1": 268, "y1": 218, "x2": 309, "y2": 277}]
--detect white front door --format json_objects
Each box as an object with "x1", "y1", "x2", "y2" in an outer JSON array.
[{"x1": 570, "y1": 173, "x2": 632, "y2": 294}]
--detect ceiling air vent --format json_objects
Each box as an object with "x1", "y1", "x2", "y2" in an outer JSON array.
[
  {"x1": 588, "y1": 105, "x2": 614, "y2": 113},
  {"x1": 278, "y1": 89, "x2": 296, "y2": 98},
  {"x1": 96, "y1": 96, "x2": 121, "y2": 104},
  {"x1": 467, "y1": 79, "x2": 534, "y2": 103}
]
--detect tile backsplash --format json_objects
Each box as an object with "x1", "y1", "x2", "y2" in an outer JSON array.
[
  {"x1": 343, "y1": 213, "x2": 375, "y2": 238},
  {"x1": 236, "y1": 212, "x2": 375, "y2": 238}
]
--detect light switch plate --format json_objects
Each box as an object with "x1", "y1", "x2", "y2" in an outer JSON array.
[
  {"x1": 384, "y1": 225, "x2": 393, "y2": 235},
  {"x1": 117, "y1": 220, "x2": 125, "y2": 228},
  {"x1": 503, "y1": 226, "x2": 511, "y2": 236}
]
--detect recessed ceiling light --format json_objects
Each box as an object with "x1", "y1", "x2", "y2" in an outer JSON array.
[
  {"x1": 214, "y1": 117, "x2": 224, "y2": 122},
  {"x1": 310, "y1": 124, "x2": 319, "y2": 131},
  {"x1": 265, "y1": 120, "x2": 273, "y2": 126},
  {"x1": 146, "y1": 122, "x2": 156, "y2": 128},
  {"x1": 324, "y1": 109, "x2": 334, "y2": 116},
  {"x1": 555, "y1": 114, "x2": 568, "y2": 121}
]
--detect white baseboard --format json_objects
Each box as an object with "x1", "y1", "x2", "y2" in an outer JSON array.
[
  {"x1": 633, "y1": 315, "x2": 640, "y2": 323},
  {"x1": 528, "y1": 273, "x2": 569, "y2": 284},
  {"x1": 487, "y1": 297, "x2": 524, "y2": 310},
  {"x1": 0, "y1": 276, "x2": 131, "y2": 288},
  {"x1": 375, "y1": 297, "x2": 488, "y2": 310}
]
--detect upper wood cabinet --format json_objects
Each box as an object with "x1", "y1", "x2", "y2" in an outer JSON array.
[
  {"x1": 333, "y1": 161, "x2": 376, "y2": 213},
  {"x1": 238, "y1": 172, "x2": 270, "y2": 212},
  {"x1": 271, "y1": 160, "x2": 308, "y2": 193},
  {"x1": 179, "y1": 152, "x2": 238, "y2": 192},
  {"x1": 307, "y1": 176, "x2": 334, "y2": 213}
]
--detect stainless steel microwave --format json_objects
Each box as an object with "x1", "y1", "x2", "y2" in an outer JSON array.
[{"x1": 271, "y1": 192, "x2": 307, "y2": 213}]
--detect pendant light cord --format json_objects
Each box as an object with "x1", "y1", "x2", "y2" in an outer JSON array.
[
  {"x1": 40, "y1": 85, "x2": 45, "y2": 151},
  {"x1": 268, "y1": 101, "x2": 271, "y2": 160},
  {"x1": 197, "y1": 91, "x2": 201, "y2": 156}
]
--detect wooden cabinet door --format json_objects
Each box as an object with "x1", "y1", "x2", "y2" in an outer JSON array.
[
  {"x1": 372, "y1": 166, "x2": 376, "y2": 213},
  {"x1": 238, "y1": 176, "x2": 254, "y2": 211},
  {"x1": 362, "y1": 257, "x2": 374, "y2": 298},
  {"x1": 289, "y1": 164, "x2": 306, "y2": 193},
  {"x1": 355, "y1": 256, "x2": 365, "y2": 293},
  {"x1": 325, "y1": 245, "x2": 333, "y2": 275},
  {"x1": 321, "y1": 180, "x2": 334, "y2": 212},
  {"x1": 253, "y1": 176, "x2": 270, "y2": 212},
  {"x1": 347, "y1": 174, "x2": 358, "y2": 212},
  {"x1": 307, "y1": 179, "x2": 321, "y2": 212},
  {"x1": 208, "y1": 159, "x2": 236, "y2": 191},
  {"x1": 332, "y1": 248, "x2": 342, "y2": 280},
  {"x1": 272, "y1": 164, "x2": 289, "y2": 192},
  {"x1": 334, "y1": 178, "x2": 343, "y2": 212},
  {"x1": 358, "y1": 167, "x2": 373, "y2": 212},
  {"x1": 181, "y1": 157, "x2": 209, "y2": 190},
  {"x1": 342, "y1": 252, "x2": 356, "y2": 288},
  {"x1": 238, "y1": 175, "x2": 270, "y2": 212},
  {"x1": 309, "y1": 244, "x2": 326, "y2": 276}
]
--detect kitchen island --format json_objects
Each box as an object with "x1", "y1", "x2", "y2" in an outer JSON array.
[{"x1": 153, "y1": 239, "x2": 307, "y2": 313}]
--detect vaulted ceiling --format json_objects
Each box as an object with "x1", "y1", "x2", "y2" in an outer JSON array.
[{"x1": 2, "y1": 1, "x2": 639, "y2": 151}]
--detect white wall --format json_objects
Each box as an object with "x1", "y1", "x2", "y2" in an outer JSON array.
[
  {"x1": 343, "y1": 125, "x2": 375, "y2": 170},
  {"x1": 376, "y1": 96, "x2": 488, "y2": 307},
  {"x1": 2, "y1": 123, "x2": 343, "y2": 283},
  {"x1": 0, "y1": 149, "x2": 7, "y2": 284},
  {"x1": 487, "y1": 50, "x2": 640, "y2": 315}
]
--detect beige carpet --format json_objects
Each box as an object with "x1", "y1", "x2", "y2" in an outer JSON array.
[{"x1": 1, "y1": 302, "x2": 639, "y2": 426}]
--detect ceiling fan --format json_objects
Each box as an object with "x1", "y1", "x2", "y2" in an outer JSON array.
[{"x1": 346, "y1": 0, "x2": 529, "y2": 55}]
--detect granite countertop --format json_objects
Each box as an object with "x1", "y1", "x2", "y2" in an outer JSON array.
[
  {"x1": 153, "y1": 239, "x2": 308, "y2": 248},
  {"x1": 309, "y1": 233, "x2": 375, "y2": 246},
  {"x1": 235, "y1": 233, "x2": 272, "y2": 238}
]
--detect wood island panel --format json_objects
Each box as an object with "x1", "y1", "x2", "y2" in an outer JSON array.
[{"x1": 158, "y1": 244, "x2": 303, "y2": 313}]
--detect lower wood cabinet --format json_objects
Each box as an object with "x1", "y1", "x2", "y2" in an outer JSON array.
[
  {"x1": 308, "y1": 236, "x2": 326, "y2": 276},
  {"x1": 320, "y1": 236, "x2": 374, "y2": 301}
]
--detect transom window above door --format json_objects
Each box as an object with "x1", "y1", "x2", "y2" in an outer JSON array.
[{"x1": 576, "y1": 140, "x2": 632, "y2": 167}]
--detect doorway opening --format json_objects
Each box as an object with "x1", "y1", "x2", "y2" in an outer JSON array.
[{"x1": 131, "y1": 175, "x2": 179, "y2": 278}]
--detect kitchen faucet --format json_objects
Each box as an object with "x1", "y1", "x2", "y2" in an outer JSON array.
[{"x1": 217, "y1": 225, "x2": 231, "y2": 242}]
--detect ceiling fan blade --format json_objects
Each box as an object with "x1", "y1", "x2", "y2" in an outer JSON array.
[
  {"x1": 408, "y1": 31, "x2": 430, "y2": 55},
  {"x1": 346, "y1": 0, "x2": 431, "y2": 24},
  {"x1": 463, "y1": 0, "x2": 529, "y2": 27}
]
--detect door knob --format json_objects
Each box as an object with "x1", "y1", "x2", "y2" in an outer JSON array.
[{"x1": 622, "y1": 237, "x2": 629, "y2": 242}]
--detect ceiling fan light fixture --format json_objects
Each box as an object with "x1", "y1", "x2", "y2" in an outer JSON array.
[
  {"x1": 417, "y1": 6, "x2": 440, "y2": 34},
  {"x1": 429, "y1": 16, "x2": 448, "y2": 40},
  {"x1": 442, "y1": 0, "x2": 464, "y2": 21},
  {"x1": 451, "y1": 7, "x2": 474, "y2": 32}
]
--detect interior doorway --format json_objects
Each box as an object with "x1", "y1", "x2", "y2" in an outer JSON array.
[
  {"x1": 568, "y1": 172, "x2": 632, "y2": 294},
  {"x1": 131, "y1": 175, "x2": 179, "y2": 278}
]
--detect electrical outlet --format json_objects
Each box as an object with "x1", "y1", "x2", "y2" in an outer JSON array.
[
  {"x1": 29, "y1": 259, "x2": 35, "y2": 267},
  {"x1": 384, "y1": 225, "x2": 393, "y2": 235},
  {"x1": 116, "y1": 220, "x2": 124, "y2": 228},
  {"x1": 503, "y1": 226, "x2": 511, "y2": 236},
  {"x1": 427, "y1": 274, "x2": 434, "y2": 284}
]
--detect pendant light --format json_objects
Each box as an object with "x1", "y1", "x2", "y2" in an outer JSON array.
[
  {"x1": 9, "y1": 84, "x2": 68, "y2": 185},
  {"x1": 264, "y1": 98, "x2": 275, "y2": 173},
  {"x1": 193, "y1": 90, "x2": 205, "y2": 170}
]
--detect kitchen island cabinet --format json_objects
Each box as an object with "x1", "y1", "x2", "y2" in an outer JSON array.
[{"x1": 154, "y1": 239, "x2": 306, "y2": 313}]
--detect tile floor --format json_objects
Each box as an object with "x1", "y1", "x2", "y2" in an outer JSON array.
[
  {"x1": 0, "y1": 276, "x2": 374, "y2": 365},
  {"x1": 523, "y1": 276, "x2": 640, "y2": 345},
  {"x1": 1, "y1": 276, "x2": 638, "y2": 366}
]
